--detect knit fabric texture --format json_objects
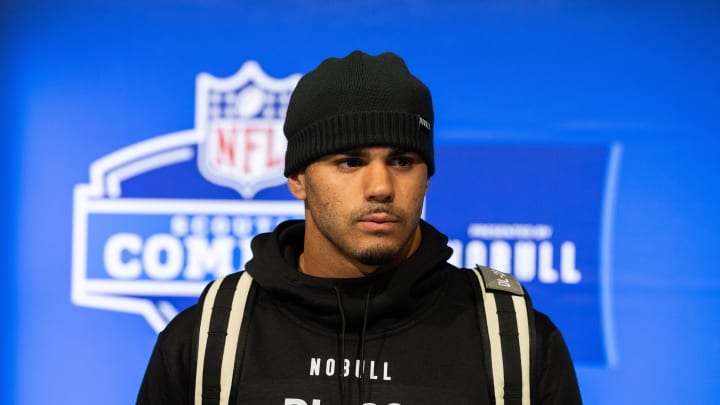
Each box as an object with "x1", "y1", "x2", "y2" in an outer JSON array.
[{"x1": 283, "y1": 50, "x2": 434, "y2": 176}]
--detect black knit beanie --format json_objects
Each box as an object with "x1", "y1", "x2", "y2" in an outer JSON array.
[{"x1": 283, "y1": 50, "x2": 434, "y2": 176}]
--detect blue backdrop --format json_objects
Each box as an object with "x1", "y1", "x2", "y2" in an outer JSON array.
[{"x1": 3, "y1": 1, "x2": 720, "y2": 404}]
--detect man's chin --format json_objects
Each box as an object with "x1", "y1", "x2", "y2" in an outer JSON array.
[{"x1": 354, "y1": 248, "x2": 400, "y2": 267}]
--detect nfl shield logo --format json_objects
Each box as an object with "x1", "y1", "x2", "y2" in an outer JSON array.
[{"x1": 196, "y1": 61, "x2": 301, "y2": 198}]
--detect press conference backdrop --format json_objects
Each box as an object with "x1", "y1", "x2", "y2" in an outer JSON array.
[{"x1": 3, "y1": 1, "x2": 719, "y2": 404}]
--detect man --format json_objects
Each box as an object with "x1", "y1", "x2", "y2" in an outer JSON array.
[{"x1": 138, "y1": 50, "x2": 582, "y2": 404}]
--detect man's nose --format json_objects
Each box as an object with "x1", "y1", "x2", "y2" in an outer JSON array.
[{"x1": 364, "y1": 162, "x2": 394, "y2": 203}]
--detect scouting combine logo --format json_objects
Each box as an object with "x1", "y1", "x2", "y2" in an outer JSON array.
[{"x1": 72, "y1": 62, "x2": 303, "y2": 333}]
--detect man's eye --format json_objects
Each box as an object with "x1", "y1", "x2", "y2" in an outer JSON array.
[
  {"x1": 391, "y1": 156, "x2": 412, "y2": 167},
  {"x1": 337, "y1": 158, "x2": 362, "y2": 169}
]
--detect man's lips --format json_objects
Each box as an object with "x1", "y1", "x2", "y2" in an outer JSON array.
[
  {"x1": 357, "y1": 213, "x2": 400, "y2": 223},
  {"x1": 356, "y1": 213, "x2": 401, "y2": 231}
]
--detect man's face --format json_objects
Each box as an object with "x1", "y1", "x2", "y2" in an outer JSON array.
[{"x1": 288, "y1": 146, "x2": 429, "y2": 273}]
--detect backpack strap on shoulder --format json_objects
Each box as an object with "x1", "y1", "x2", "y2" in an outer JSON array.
[
  {"x1": 194, "y1": 271, "x2": 254, "y2": 405},
  {"x1": 472, "y1": 265, "x2": 534, "y2": 405}
]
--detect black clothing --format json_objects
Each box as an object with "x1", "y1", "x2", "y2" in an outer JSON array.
[{"x1": 138, "y1": 220, "x2": 582, "y2": 404}]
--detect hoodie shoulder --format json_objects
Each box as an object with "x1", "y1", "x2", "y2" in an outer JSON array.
[
  {"x1": 137, "y1": 303, "x2": 200, "y2": 404},
  {"x1": 532, "y1": 310, "x2": 583, "y2": 404}
]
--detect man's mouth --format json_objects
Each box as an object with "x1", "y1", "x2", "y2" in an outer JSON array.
[{"x1": 356, "y1": 213, "x2": 401, "y2": 231}]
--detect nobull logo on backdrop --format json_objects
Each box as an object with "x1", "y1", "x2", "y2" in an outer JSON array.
[
  {"x1": 72, "y1": 62, "x2": 303, "y2": 333},
  {"x1": 448, "y1": 223, "x2": 582, "y2": 284}
]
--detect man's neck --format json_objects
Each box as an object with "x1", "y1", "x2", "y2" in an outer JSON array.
[{"x1": 297, "y1": 251, "x2": 383, "y2": 279}]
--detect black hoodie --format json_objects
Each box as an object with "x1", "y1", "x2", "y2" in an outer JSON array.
[{"x1": 138, "y1": 220, "x2": 582, "y2": 405}]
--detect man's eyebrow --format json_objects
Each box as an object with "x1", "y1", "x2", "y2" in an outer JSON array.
[{"x1": 331, "y1": 148, "x2": 418, "y2": 157}]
